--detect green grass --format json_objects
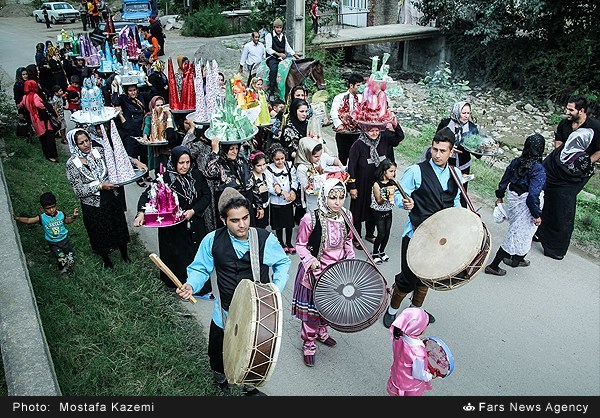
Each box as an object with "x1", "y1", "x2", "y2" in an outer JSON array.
[
  {"x1": 395, "y1": 123, "x2": 599, "y2": 257},
  {"x1": 2, "y1": 134, "x2": 234, "y2": 396}
]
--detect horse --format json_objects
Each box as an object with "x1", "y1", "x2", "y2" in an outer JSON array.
[{"x1": 251, "y1": 57, "x2": 326, "y2": 99}]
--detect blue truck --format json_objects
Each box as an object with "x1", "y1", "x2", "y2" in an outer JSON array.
[{"x1": 121, "y1": 0, "x2": 157, "y2": 23}]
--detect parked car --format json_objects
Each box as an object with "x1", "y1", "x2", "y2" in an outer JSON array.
[
  {"x1": 121, "y1": 0, "x2": 153, "y2": 23},
  {"x1": 33, "y1": 2, "x2": 79, "y2": 24},
  {"x1": 90, "y1": 21, "x2": 138, "y2": 46}
]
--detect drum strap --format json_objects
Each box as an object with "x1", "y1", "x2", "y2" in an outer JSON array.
[
  {"x1": 449, "y1": 166, "x2": 478, "y2": 214},
  {"x1": 248, "y1": 227, "x2": 261, "y2": 283}
]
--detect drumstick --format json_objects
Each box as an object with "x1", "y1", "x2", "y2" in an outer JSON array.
[
  {"x1": 148, "y1": 253, "x2": 197, "y2": 304},
  {"x1": 396, "y1": 183, "x2": 410, "y2": 200}
]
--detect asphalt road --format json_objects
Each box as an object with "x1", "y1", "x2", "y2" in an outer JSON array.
[{"x1": 1, "y1": 16, "x2": 598, "y2": 398}]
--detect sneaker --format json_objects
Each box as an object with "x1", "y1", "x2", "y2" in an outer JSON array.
[
  {"x1": 383, "y1": 311, "x2": 396, "y2": 328},
  {"x1": 485, "y1": 265, "x2": 507, "y2": 276},
  {"x1": 380, "y1": 252, "x2": 390, "y2": 262},
  {"x1": 372, "y1": 254, "x2": 382, "y2": 264}
]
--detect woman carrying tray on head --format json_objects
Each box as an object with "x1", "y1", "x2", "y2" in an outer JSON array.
[
  {"x1": 292, "y1": 178, "x2": 356, "y2": 367},
  {"x1": 134, "y1": 146, "x2": 213, "y2": 296},
  {"x1": 141, "y1": 96, "x2": 178, "y2": 180}
]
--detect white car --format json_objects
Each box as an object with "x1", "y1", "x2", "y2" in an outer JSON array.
[{"x1": 33, "y1": 2, "x2": 79, "y2": 25}]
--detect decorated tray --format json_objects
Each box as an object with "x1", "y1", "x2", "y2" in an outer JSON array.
[
  {"x1": 142, "y1": 217, "x2": 186, "y2": 228},
  {"x1": 135, "y1": 137, "x2": 169, "y2": 147},
  {"x1": 170, "y1": 108, "x2": 195, "y2": 114},
  {"x1": 111, "y1": 168, "x2": 147, "y2": 186},
  {"x1": 71, "y1": 107, "x2": 119, "y2": 125},
  {"x1": 462, "y1": 144, "x2": 504, "y2": 157},
  {"x1": 424, "y1": 336, "x2": 454, "y2": 378},
  {"x1": 204, "y1": 124, "x2": 258, "y2": 145}
]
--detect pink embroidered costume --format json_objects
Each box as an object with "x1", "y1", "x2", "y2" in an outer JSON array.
[
  {"x1": 387, "y1": 307, "x2": 433, "y2": 396},
  {"x1": 292, "y1": 178, "x2": 355, "y2": 366}
]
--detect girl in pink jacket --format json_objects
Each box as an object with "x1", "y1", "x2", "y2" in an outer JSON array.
[
  {"x1": 387, "y1": 307, "x2": 434, "y2": 396},
  {"x1": 19, "y1": 79, "x2": 58, "y2": 162}
]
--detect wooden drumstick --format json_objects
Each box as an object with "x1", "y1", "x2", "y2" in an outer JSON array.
[{"x1": 149, "y1": 253, "x2": 197, "y2": 304}]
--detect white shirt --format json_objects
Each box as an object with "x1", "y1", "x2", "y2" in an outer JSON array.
[
  {"x1": 239, "y1": 40, "x2": 266, "y2": 67},
  {"x1": 265, "y1": 31, "x2": 296, "y2": 58},
  {"x1": 330, "y1": 90, "x2": 362, "y2": 129}
]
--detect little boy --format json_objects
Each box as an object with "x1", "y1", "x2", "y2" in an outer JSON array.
[
  {"x1": 51, "y1": 85, "x2": 67, "y2": 144},
  {"x1": 13, "y1": 192, "x2": 78, "y2": 274},
  {"x1": 66, "y1": 75, "x2": 81, "y2": 112}
]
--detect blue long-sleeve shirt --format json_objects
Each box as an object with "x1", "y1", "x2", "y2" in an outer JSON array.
[
  {"x1": 393, "y1": 159, "x2": 462, "y2": 238},
  {"x1": 186, "y1": 229, "x2": 291, "y2": 329},
  {"x1": 495, "y1": 159, "x2": 546, "y2": 218}
]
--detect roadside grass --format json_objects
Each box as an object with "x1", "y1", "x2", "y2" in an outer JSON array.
[
  {"x1": 2, "y1": 134, "x2": 231, "y2": 396},
  {"x1": 396, "y1": 123, "x2": 599, "y2": 257}
]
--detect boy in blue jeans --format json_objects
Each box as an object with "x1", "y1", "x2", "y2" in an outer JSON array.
[{"x1": 13, "y1": 192, "x2": 78, "y2": 274}]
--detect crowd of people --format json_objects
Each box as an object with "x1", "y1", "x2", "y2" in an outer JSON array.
[{"x1": 10, "y1": 14, "x2": 599, "y2": 397}]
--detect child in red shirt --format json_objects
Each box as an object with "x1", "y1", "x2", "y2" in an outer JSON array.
[{"x1": 66, "y1": 75, "x2": 81, "y2": 111}]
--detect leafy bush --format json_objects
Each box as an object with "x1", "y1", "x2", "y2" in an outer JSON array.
[
  {"x1": 181, "y1": 3, "x2": 232, "y2": 37},
  {"x1": 241, "y1": 0, "x2": 285, "y2": 34}
]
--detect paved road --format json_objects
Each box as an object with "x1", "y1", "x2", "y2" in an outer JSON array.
[{"x1": 1, "y1": 16, "x2": 598, "y2": 397}]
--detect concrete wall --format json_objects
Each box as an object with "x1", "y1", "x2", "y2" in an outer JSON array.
[{"x1": 369, "y1": 0, "x2": 398, "y2": 26}]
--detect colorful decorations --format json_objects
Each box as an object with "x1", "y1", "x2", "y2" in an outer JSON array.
[
  {"x1": 167, "y1": 58, "x2": 180, "y2": 109},
  {"x1": 142, "y1": 165, "x2": 184, "y2": 227},
  {"x1": 351, "y1": 78, "x2": 394, "y2": 129},
  {"x1": 179, "y1": 61, "x2": 196, "y2": 110},
  {"x1": 98, "y1": 121, "x2": 137, "y2": 184},
  {"x1": 79, "y1": 33, "x2": 100, "y2": 66},
  {"x1": 99, "y1": 41, "x2": 118, "y2": 73},
  {"x1": 369, "y1": 53, "x2": 403, "y2": 97}
]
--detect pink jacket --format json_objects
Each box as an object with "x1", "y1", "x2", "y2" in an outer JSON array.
[{"x1": 18, "y1": 80, "x2": 51, "y2": 137}]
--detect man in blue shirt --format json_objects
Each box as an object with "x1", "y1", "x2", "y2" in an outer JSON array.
[
  {"x1": 382, "y1": 127, "x2": 462, "y2": 328},
  {"x1": 177, "y1": 187, "x2": 291, "y2": 395}
]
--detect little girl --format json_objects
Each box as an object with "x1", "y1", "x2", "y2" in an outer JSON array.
[
  {"x1": 371, "y1": 158, "x2": 398, "y2": 264},
  {"x1": 387, "y1": 307, "x2": 434, "y2": 396},
  {"x1": 249, "y1": 150, "x2": 269, "y2": 229},
  {"x1": 265, "y1": 145, "x2": 299, "y2": 254}
]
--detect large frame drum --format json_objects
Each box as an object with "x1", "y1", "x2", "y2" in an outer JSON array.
[
  {"x1": 223, "y1": 280, "x2": 283, "y2": 387},
  {"x1": 407, "y1": 207, "x2": 491, "y2": 291}
]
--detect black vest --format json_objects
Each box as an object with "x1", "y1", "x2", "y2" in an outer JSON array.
[
  {"x1": 271, "y1": 33, "x2": 286, "y2": 54},
  {"x1": 409, "y1": 161, "x2": 458, "y2": 229},
  {"x1": 212, "y1": 227, "x2": 270, "y2": 311}
]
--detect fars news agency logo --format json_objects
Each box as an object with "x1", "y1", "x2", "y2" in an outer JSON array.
[{"x1": 463, "y1": 403, "x2": 476, "y2": 412}]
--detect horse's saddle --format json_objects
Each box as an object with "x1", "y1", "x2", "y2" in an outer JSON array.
[{"x1": 254, "y1": 58, "x2": 295, "y2": 97}]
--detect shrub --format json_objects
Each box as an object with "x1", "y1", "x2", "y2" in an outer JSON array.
[{"x1": 181, "y1": 3, "x2": 232, "y2": 37}]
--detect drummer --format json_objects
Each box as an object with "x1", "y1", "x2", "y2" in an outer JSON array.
[
  {"x1": 176, "y1": 187, "x2": 291, "y2": 396},
  {"x1": 382, "y1": 127, "x2": 462, "y2": 328}
]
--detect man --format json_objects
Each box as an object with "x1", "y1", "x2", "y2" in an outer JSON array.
[
  {"x1": 264, "y1": 18, "x2": 301, "y2": 99},
  {"x1": 382, "y1": 127, "x2": 462, "y2": 328},
  {"x1": 329, "y1": 72, "x2": 364, "y2": 165},
  {"x1": 177, "y1": 188, "x2": 291, "y2": 396},
  {"x1": 141, "y1": 26, "x2": 160, "y2": 62},
  {"x1": 42, "y1": 5, "x2": 51, "y2": 29},
  {"x1": 535, "y1": 94, "x2": 600, "y2": 260},
  {"x1": 309, "y1": 0, "x2": 320, "y2": 35},
  {"x1": 78, "y1": 0, "x2": 89, "y2": 31},
  {"x1": 239, "y1": 32, "x2": 266, "y2": 84},
  {"x1": 149, "y1": 16, "x2": 165, "y2": 56}
]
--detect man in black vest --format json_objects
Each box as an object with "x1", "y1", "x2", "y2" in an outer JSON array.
[
  {"x1": 177, "y1": 187, "x2": 291, "y2": 395},
  {"x1": 264, "y1": 18, "x2": 301, "y2": 99},
  {"x1": 382, "y1": 127, "x2": 462, "y2": 328}
]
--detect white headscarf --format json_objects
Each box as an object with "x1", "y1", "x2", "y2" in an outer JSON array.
[
  {"x1": 317, "y1": 178, "x2": 346, "y2": 223},
  {"x1": 560, "y1": 128, "x2": 593, "y2": 165},
  {"x1": 66, "y1": 128, "x2": 105, "y2": 182}
]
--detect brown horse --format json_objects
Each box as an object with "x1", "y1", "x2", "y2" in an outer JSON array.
[{"x1": 251, "y1": 58, "x2": 326, "y2": 99}]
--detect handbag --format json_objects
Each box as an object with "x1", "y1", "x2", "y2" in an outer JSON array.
[
  {"x1": 38, "y1": 100, "x2": 61, "y2": 130},
  {"x1": 16, "y1": 119, "x2": 31, "y2": 138}
]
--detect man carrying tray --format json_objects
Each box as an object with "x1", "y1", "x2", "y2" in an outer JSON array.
[
  {"x1": 382, "y1": 127, "x2": 462, "y2": 328},
  {"x1": 177, "y1": 187, "x2": 291, "y2": 396}
]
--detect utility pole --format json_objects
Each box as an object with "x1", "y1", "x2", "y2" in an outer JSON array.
[{"x1": 285, "y1": 0, "x2": 305, "y2": 56}]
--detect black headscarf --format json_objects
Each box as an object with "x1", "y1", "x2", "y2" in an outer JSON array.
[
  {"x1": 288, "y1": 98, "x2": 309, "y2": 138},
  {"x1": 167, "y1": 146, "x2": 197, "y2": 205},
  {"x1": 517, "y1": 133, "x2": 545, "y2": 176}
]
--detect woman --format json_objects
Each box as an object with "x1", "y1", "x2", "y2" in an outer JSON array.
[
  {"x1": 292, "y1": 178, "x2": 355, "y2": 367},
  {"x1": 141, "y1": 96, "x2": 177, "y2": 179},
  {"x1": 65, "y1": 129, "x2": 131, "y2": 268},
  {"x1": 347, "y1": 117, "x2": 404, "y2": 247},
  {"x1": 204, "y1": 138, "x2": 261, "y2": 228},
  {"x1": 174, "y1": 55, "x2": 189, "y2": 99},
  {"x1": 47, "y1": 45, "x2": 68, "y2": 91},
  {"x1": 14, "y1": 67, "x2": 32, "y2": 139},
  {"x1": 34, "y1": 42, "x2": 52, "y2": 97},
  {"x1": 485, "y1": 134, "x2": 546, "y2": 276},
  {"x1": 436, "y1": 101, "x2": 480, "y2": 205},
  {"x1": 148, "y1": 59, "x2": 169, "y2": 104},
  {"x1": 281, "y1": 98, "x2": 309, "y2": 161},
  {"x1": 181, "y1": 119, "x2": 216, "y2": 232},
  {"x1": 536, "y1": 128, "x2": 595, "y2": 260},
  {"x1": 18, "y1": 79, "x2": 57, "y2": 162},
  {"x1": 134, "y1": 146, "x2": 213, "y2": 296}
]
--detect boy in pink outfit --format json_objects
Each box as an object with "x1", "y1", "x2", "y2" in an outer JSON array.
[{"x1": 387, "y1": 307, "x2": 434, "y2": 396}]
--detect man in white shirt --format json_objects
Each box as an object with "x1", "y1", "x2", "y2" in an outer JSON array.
[
  {"x1": 329, "y1": 73, "x2": 365, "y2": 165},
  {"x1": 239, "y1": 32, "x2": 266, "y2": 84},
  {"x1": 264, "y1": 18, "x2": 301, "y2": 99}
]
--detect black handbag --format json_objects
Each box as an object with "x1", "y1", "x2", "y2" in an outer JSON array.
[{"x1": 38, "y1": 100, "x2": 61, "y2": 130}]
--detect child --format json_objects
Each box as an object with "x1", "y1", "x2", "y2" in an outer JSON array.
[
  {"x1": 270, "y1": 98, "x2": 285, "y2": 140},
  {"x1": 12, "y1": 192, "x2": 78, "y2": 274},
  {"x1": 387, "y1": 307, "x2": 434, "y2": 396},
  {"x1": 51, "y1": 85, "x2": 67, "y2": 144},
  {"x1": 485, "y1": 133, "x2": 546, "y2": 275},
  {"x1": 265, "y1": 145, "x2": 299, "y2": 254},
  {"x1": 370, "y1": 159, "x2": 399, "y2": 264},
  {"x1": 66, "y1": 75, "x2": 81, "y2": 112},
  {"x1": 249, "y1": 150, "x2": 270, "y2": 229}
]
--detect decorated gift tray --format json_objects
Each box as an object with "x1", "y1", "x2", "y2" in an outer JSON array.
[
  {"x1": 71, "y1": 107, "x2": 119, "y2": 125},
  {"x1": 462, "y1": 144, "x2": 504, "y2": 157},
  {"x1": 142, "y1": 217, "x2": 186, "y2": 228},
  {"x1": 135, "y1": 137, "x2": 169, "y2": 147},
  {"x1": 111, "y1": 168, "x2": 147, "y2": 186},
  {"x1": 204, "y1": 124, "x2": 258, "y2": 145}
]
